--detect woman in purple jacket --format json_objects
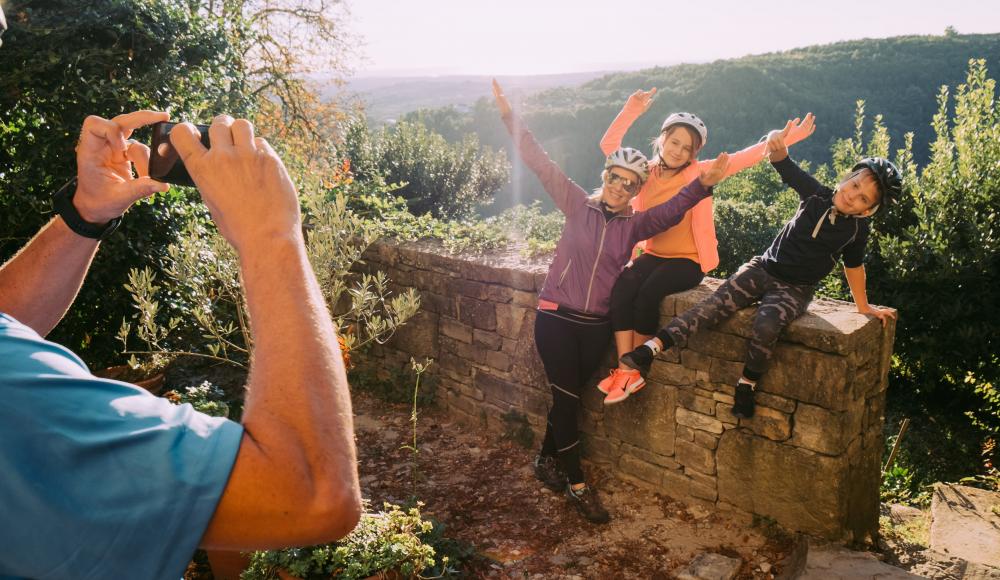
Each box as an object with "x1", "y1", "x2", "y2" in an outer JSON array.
[{"x1": 493, "y1": 81, "x2": 729, "y2": 523}]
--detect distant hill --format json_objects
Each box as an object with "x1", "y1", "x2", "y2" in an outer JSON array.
[
  {"x1": 329, "y1": 72, "x2": 616, "y2": 122},
  {"x1": 385, "y1": 32, "x2": 1000, "y2": 214}
]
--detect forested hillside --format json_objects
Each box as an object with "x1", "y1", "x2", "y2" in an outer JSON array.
[{"x1": 399, "y1": 32, "x2": 1000, "y2": 213}]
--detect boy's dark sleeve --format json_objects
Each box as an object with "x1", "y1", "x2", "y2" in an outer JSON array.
[
  {"x1": 771, "y1": 157, "x2": 826, "y2": 201},
  {"x1": 841, "y1": 221, "x2": 871, "y2": 268}
]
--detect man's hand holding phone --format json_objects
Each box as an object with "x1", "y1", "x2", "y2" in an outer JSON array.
[{"x1": 168, "y1": 115, "x2": 302, "y2": 254}]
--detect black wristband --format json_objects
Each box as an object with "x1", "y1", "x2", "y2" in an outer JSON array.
[{"x1": 52, "y1": 178, "x2": 122, "y2": 240}]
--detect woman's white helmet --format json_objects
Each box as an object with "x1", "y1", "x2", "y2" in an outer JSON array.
[
  {"x1": 661, "y1": 112, "x2": 708, "y2": 150},
  {"x1": 604, "y1": 147, "x2": 649, "y2": 183}
]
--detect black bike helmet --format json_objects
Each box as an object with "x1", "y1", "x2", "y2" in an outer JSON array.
[{"x1": 851, "y1": 157, "x2": 902, "y2": 215}]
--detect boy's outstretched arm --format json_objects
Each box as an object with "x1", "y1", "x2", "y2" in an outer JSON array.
[
  {"x1": 766, "y1": 119, "x2": 825, "y2": 200},
  {"x1": 844, "y1": 265, "x2": 896, "y2": 327}
]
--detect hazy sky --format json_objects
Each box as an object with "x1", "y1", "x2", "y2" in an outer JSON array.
[{"x1": 345, "y1": 0, "x2": 1000, "y2": 76}]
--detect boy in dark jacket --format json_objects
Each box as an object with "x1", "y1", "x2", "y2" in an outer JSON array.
[{"x1": 621, "y1": 124, "x2": 899, "y2": 418}]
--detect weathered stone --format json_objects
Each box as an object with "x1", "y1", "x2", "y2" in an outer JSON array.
[
  {"x1": 510, "y1": 317, "x2": 547, "y2": 387},
  {"x1": 743, "y1": 406, "x2": 792, "y2": 442},
  {"x1": 440, "y1": 318, "x2": 473, "y2": 344},
  {"x1": 661, "y1": 469, "x2": 692, "y2": 499},
  {"x1": 802, "y1": 541, "x2": 922, "y2": 579},
  {"x1": 712, "y1": 391, "x2": 735, "y2": 404},
  {"x1": 709, "y1": 357, "x2": 744, "y2": 385},
  {"x1": 649, "y1": 360, "x2": 697, "y2": 386},
  {"x1": 457, "y1": 296, "x2": 497, "y2": 331},
  {"x1": 687, "y1": 330, "x2": 747, "y2": 363},
  {"x1": 676, "y1": 552, "x2": 741, "y2": 580},
  {"x1": 675, "y1": 439, "x2": 716, "y2": 475},
  {"x1": 619, "y1": 453, "x2": 664, "y2": 486},
  {"x1": 930, "y1": 484, "x2": 1000, "y2": 567},
  {"x1": 718, "y1": 429, "x2": 849, "y2": 539},
  {"x1": 455, "y1": 380, "x2": 485, "y2": 402},
  {"x1": 512, "y1": 290, "x2": 536, "y2": 307},
  {"x1": 386, "y1": 310, "x2": 438, "y2": 358},
  {"x1": 581, "y1": 433, "x2": 619, "y2": 464},
  {"x1": 442, "y1": 389, "x2": 477, "y2": 416},
  {"x1": 440, "y1": 336, "x2": 487, "y2": 365},
  {"x1": 477, "y1": 372, "x2": 548, "y2": 418},
  {"x1": 676, "y1": 425, "x2": 696, "y2": 442},
  {"x1": 420, "y1": 292, "x2": 457, "y2": 317},
  {"x1": 678, "y1": 390, "x2": 717, "y2": 416},
  {"x1": 787, "y1": 298, "x2": 885, "y2": 355},
  {"x1": 676, "y1": 407, "x2": 724, "y2": 435},
  {"x1": 620, "y1": 443, "x2": 681, "y2": 470},
  {"x1": 495, "y1": 303, "x2": 530, "y2": 339},
  {"x1": 473, "y1": 329, "x2": 503, "y2": 351},
  {"x1": 754, "y1": 391, "x2": 797, "y2": 414},
  {"x1": 438, "y1": 351, "x2": 473, "y2": 377},
  {"x1": 486, "y1": 350, "x2": 512, "y2": 372},
  {"x1": 791, "y1": 402, "x2": 863, "y2": 456},
  {"x1": 715, "y1": 402, "x2": 738, "y2": 425},
  {"x1": 758, "y1": 345, "x2": 852, "y2": 411},
  {"x1": 604, "y1": 384, "x2": 677, "y2": 457},
  {"x1": 689, "y1": 478, "x2": 719, "y2": 502},
  {"x1": 693, "y1": 430, "x2": 720, "y2": 450},
  {"x1": 447, "y1": 278, "x2": 514, "y2": 303},
  {"x1": 852, "y1": 361, "x2": 882, "y2": 400},
  {"x1": 681, "y1": 349, "x2": 713, "y2": 372}
]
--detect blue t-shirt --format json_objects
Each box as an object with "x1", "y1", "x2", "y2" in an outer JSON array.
[{"x1": 0, "y1": 313, "x2": 243, "y2": 579}]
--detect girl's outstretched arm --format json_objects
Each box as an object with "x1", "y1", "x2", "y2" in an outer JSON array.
[
  {"x1": 700, "y1": 113, "x2": 817, "y2": 178},
  {"x1": 600, "y1": 88, "x2": 657, "y2": 156}
]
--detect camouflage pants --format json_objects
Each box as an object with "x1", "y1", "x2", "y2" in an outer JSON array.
[{"x1": 662, "y1": 257, "x2": 815, "y2": 378}]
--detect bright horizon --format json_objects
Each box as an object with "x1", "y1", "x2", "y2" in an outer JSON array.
[{"x1": 345, "y1": 0, "x2": 1000, "y2": 77}]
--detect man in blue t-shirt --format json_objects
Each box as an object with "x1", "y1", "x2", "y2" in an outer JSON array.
[{"x1": 0, "y1": 8, "x2": 361, "y2": 579}]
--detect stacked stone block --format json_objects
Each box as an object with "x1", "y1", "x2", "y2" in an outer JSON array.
[{"x1": 357, "y1": 240, "x2": 896, "y2": 542}]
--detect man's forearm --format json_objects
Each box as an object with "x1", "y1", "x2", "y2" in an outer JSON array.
[
  {"x1": 214, "y1": 232, "x2": 360, "y2": 544},
  {"x1": 0, "y1": 217, "x2": 99, "y2": 336}
]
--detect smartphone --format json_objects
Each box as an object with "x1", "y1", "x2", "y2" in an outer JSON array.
[{"x1": 149, "y1": 121, "x2": 210, "y2": 187}]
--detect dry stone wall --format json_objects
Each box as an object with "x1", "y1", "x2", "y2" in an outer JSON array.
[{"x1": 356, "y1": 239, "x2": 896, "y2": 542}]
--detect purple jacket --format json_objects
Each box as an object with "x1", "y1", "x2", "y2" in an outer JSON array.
[{"x1": 503, "y1": 113, "x2": 713, "y2": 317}]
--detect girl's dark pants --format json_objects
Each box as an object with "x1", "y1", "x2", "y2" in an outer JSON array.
[
  {"x1": 534, "y1": 308, "x2": 612, "y2": 485},
  {"x1": 611, "y1": 254, "x2": 704, "y2": 335}
]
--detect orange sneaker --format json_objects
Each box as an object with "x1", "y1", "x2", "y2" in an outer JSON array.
[
  {"x1": 597, "y1": 368, "x2": 625, "y2": 395},
  {"x1": 603, "y1": 369, "x2": 645, "y2": 405}
]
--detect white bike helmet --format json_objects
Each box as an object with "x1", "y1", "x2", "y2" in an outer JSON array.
[
  {"x1": 661, "y1": 112, "x2": 708, "y2": 150},
  {"x1": 604, "y1": 147, "x2": 650, "y2": 184}
]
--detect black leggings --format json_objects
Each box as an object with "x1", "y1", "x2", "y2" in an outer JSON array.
[
  {"x1": 534, "y1": 309, "x2": 612, "y2": 485},
  {"x1": 610, "y1": 254, "x2": 704, "y2": 335}
]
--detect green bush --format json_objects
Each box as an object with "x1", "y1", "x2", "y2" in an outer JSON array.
[
  {"x1": 340, "y1": 117, "x2": 510, "y2": 219},
  {"x1": 0, "y1": 0, "x2": 252, "y2": 365},
  {"x1": 242, "y1": 502, "x2": 468, "y2": 579}
]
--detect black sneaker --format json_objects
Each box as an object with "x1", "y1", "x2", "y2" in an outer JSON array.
[
  {"x1": 731, "y1": 381, "x2": 756, "y2": 419},
  {"x1": 565, "y1": 484, "x2": 610, "y2": 524},
  {"x1": 620, "y1": 345, "x2": 654, "y2": 378},
  {"x1": 533, "y1": 455, "x2": 566, "y2": 491}
]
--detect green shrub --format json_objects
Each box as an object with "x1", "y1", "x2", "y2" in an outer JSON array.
[
  {"x1": 0, "y1": 0, "x2": 252, "y2": 366},
  {"x1": 340, "y1": 117, "x2": 510, "y2": 219},
  {"x1": 242, "y1": 502, "x2": 467, "y2": 580}
]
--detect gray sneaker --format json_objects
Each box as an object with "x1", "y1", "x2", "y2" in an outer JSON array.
[
  {"x1": 566, "y1": 484, "x2": 610, "y2": 524},
  {"x1": 533, "y1": 454, "x2": 566, "y2": 491}
]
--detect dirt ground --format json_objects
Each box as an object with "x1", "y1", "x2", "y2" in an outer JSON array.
[{"x1": 351, "y1": 391, "x2": 797, "y2": 579}]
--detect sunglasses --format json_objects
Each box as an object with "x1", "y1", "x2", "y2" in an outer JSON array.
[{"x1": 604, "y1": 171, "x2": 640, "y2": 194}]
